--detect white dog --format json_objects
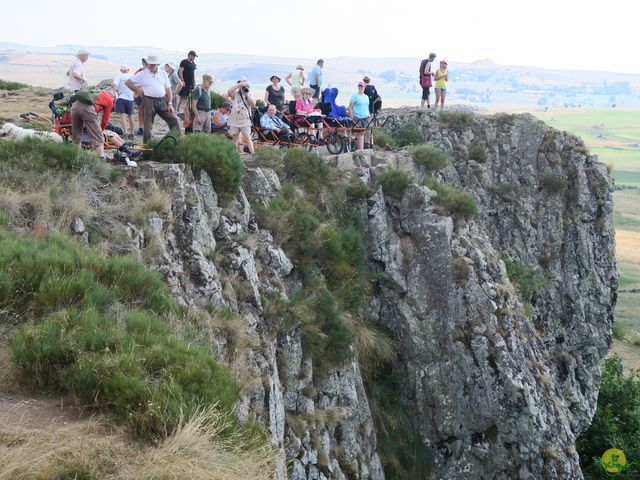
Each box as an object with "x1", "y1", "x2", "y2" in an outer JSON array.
[{"x1": 0, "y1": 123, "x2": 63, "y2": 143}]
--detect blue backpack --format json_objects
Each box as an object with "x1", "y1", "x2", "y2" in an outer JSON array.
[{"x1": 322, "y1": 88, "x2": 348, "y2": 118}]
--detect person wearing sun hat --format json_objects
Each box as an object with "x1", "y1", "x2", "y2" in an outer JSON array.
[
  {"x1": 125, "y1": 55, "x2": 180, "y2": 143},
  {"x1": 349, "y1": 81, "x2": 370, "y2": 150},
  {"x1": 264, "y1": 74, "x2": 286, "y2": 112},
  {"x1": 434, "y1": 58, "x2": 449, "y2": 111},
  {"x1": 112, "y1": 64, "x2": 136, "y2": 138},
  {"x1": 66, "y1": 49, "x2": 90, "y2": 91},
  {"x1": 285, "y1": 65, "x2": 305, "y2": 100}
]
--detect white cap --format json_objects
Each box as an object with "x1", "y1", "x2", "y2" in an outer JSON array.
[
  {"x1": 120, "y1": 64, "x2": 129, "y2": 71},
  {"x1": 76, "y1": 49, "x2": 90, "y2": 56},
  {"x1": 165, "y1": 62, "x2": 176, "y2": 70}
]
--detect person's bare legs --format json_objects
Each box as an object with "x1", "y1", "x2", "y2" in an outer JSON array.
[
  {"x1": 434, "y1": 90, "x2": 441, "y2": 110},
  {"x1": 440, "y1": 91, "x2": 446, "y2": 111},
  {"x1": 241, "y1": 132, "x2": 254, "y2": 154},
  {"x1": 119, "y1": 113, "x2": 128, "y2": 135},
  {"x1": 128, "y1": 114, "x2": 135, "y2": 135}
]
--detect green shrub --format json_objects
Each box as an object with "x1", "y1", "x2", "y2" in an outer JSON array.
[
  {"x1": 0, "y1": 210, "x2": 9, "y2": 225},
  {"x1": 613, "y1": 322, "x2": 627, "y2": 341},
  {"x1": 255, "y1": 147, "x2": 284, "y2": 164},
  {"x1": 492, "y1": 112, "x2": 516, "y2": 127},
  {"x1": 255, "y1": 99, "x2": 266, "y2": 108},
  {"x1": 0, "y1": 137, "x2": 99, "y2": 172},
  {"x1": 210, "y1": 91, "x2": 226, "y2": 109},
  {"x1": 345, "y1": 174, "x2": 369, "y2": 200},
  {"x1": 467, "y1": 140, "x2": 488, "y2": 163},
  {"x1": 283, "y1": 148, "x2": 330, "y2": 195},
  {"x1": 577, "y1": 355, "x2": 640, "y2": 478},
  {"x1": 150, "y1": 133, "x2": 243, "y2": 200},
  {"x1": 504, "y1": 260, "x2": 548, "y2": 300},
  {"x1": 377, "y1": 169, "x2": 414, "y2": 199},
  {"x1": 373, "y1": 129, "x2": 397, "y2": 150},
  {"x1": 0, "y1": 79, "x2": 29, "y2": 90},
  {"x1": 424, "y1": 178, "x2": 478, "y2": 220},
  {"x1": 3, "y1": 231, "x2": 249, "y2": 442},
  {"x1": 392, "y1": 120, "x2": 423, "y2": 147},
  {"x1": 439, "y1": 111, "x2": 472, "y2": 131},
  {"x1": 540, "y1": 172, "x2": 568, "y2": 194},
  {"x1": 410, "y1": 144, "x2": 451, "y2": 171}
]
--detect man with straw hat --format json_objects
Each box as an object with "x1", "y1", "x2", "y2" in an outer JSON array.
[{"x1": 125, "y1": 55, "x2": 179, "y2": 143}]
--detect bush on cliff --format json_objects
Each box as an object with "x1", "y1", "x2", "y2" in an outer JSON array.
[
  {"x1": 410, "y1": 144, "x2": 451, "y2": 171},
  {"x1": 424, "y1": 178, "x2": 478, "y2": 220},
  {"x1": 377, "y1": 169, "x2": 414, "y2": 199},
  {"x1": 0, "y1": 137, "x2": 98, "y2": 172},
  {"x1": 2, "y1": 231, "x2": 256, "y2": 442},
  {"x1": 577, "y1": 354, "x2": 640, "y2": 478},
  {"x1": 392, "y1": 120, "x2": 423, "y2": 147},
  {"x1": 149, "y1": 133, "x2": 243, "y2": 200}
]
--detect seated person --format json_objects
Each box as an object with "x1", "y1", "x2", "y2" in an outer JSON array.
[
  {"x1": 260, "y1": 104, "x2": 294, "y2": 141},
  {"x1": 103, "y1": 129, "x2": 140, "y2": 166},
  {"x1": 211, "y1": 101, "x2": 232, "y2": 132},
  {"x1": 295, "y1": 87, "x2": 322, "y2": 137}
]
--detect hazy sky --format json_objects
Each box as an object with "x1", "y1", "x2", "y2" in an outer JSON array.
[{"x1": 2, "y1": 0, "x2": 636, "y2": 74}]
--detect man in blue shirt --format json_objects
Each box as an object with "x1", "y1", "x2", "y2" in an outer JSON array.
[
  {"x1": 260, "y1": 104, "x2": 294, "y2": 141},
  {"x1": 309, "y1": 59, "x2": 324, "y2": 102},
  {"x1": 349, "y1": 81, "x2": 370, "y2": 150}
]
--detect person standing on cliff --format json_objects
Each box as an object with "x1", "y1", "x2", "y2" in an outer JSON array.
[
  {"x1": 433, "y1": 59, "x2": 449, "y2": 111},
  {"x1": 419, "y1": 52, "x2": 436, "y2": 108},
  {"x1": 66, "y1": 49, "x2": 90, "y2": 92},
  {"x1": 177, "y1": 50, "x2": 198, "y2": 126},
  {"x1": 309, "y1": 59, "x2": 324, "y2": 103}
]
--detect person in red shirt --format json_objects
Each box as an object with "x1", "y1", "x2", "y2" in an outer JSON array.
[{"x1": 70, "y1": 89, "x2": 115, "y2": 159}]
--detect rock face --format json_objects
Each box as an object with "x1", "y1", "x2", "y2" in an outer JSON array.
[{"x1": 83, "y1": 108, "x2": 615, "y2": 479}]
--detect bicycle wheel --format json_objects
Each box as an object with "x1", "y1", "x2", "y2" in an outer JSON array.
[{"x1": 326, "y1": 133, "x2": 344, "y2": 155}]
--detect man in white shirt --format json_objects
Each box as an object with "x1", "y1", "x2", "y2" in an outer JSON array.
[
  {"x1": 112, "y1": 64, "x2": 135, "y2": 138},
  {"x1": 66, "y1": 49, "x2": 89, "y2": 91},
  {"x1": 125, "y1": 55, "x2": 180, "y2": 143}
]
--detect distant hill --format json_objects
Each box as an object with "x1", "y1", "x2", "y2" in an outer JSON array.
[{"x1": 1, "y1": 42, "x2": 639, "y2": 109}]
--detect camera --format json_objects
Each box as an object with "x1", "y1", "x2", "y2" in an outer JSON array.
[{"x1": 241, "y1": 87, "x2": 249, "y2": 93}]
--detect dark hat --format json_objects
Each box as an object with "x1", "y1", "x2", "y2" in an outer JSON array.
[
  {"x1": 220, "y1": 101, "x2": 233, "y2": 110},
  {"x1": 188, "y1": 50, "x2": 198, "y2": 57},
  {"x1": 270, "y1": 75, "x2": 281, "y2": 82}
]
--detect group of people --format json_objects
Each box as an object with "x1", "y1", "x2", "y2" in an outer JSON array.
[
  {"x1": 419, "y1": 53, "x2": 449, "y2": 110},
  {"x1": 64, "y1": 48, "x2": 447, "y2": 158}
]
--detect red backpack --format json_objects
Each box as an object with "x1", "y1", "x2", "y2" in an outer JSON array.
[{"x1": 419, "y1": 59, "x2": 433, "y2": 88}]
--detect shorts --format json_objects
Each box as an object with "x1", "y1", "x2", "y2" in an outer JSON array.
[
  {"x1": 291, "y1": 86, "x2": 302, "y2": 97},
  {"x1": 435, "y1": 87, "x2": 446, "y2": 94},
  {"x1": 115, "y1": 98, "x2": 134, "y2": 115},
  {"x1": 354, "y1": 117, "x2": 369, "y2": 128},
  {"x1": 310, "y1": 84, "x2": 320, "y2": 99},
  {"x1": 134, "y1": 96, "x2": 143, "y2": 106},
  {"x1": 229, "y1": 125, "x2": 251, "y2": 135},
  {"x1": 421, "y1": 87, "x2": 431, "y2": 100},
  {"x1": 179, "y1": 84, "x2": 194, "y2": 98}
]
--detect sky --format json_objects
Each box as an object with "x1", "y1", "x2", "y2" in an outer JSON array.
[{"x1": 1, "y1": 0, "x2": 637, "y2": 74}]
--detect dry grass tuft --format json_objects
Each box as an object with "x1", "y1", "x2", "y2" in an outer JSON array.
[
  {"x1": 344, "y1": 314, "x2": 395, "y2": 372},
  {"x1": 131, "y1": 185, "x2": 172, "y2": 226}
]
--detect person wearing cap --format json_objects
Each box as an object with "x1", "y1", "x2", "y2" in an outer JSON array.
[
  {"x1": 125, "y1": 55, "x2": 180, "y2": 143},
  {"x1": 212, "y1": 101, "x2": 232, "y2": 133},
  {"x1": 191, "y1": 74, "x2": 213, "y2": 133},
  {"x1": 419, "y1": 53, "x2": 437, "y2": 108},
  {"x1": 227, "y1": 78, "x2": 256, "y2": 154},
  {"x1": 308, "y1": 59, "x2": 324, "y2": 102},
  {"x1": 66, "y1": 49, "x2": 89, "y2": 91},
  {"x1": 433, "y1": 59, "x2": 449, "y2": 111},
  {"x1": 285, "y1": 65, "x2": 305, "y2": 100},
  {"x1": 112, "y1": 65, "x2": 135, "y2": 139},
  {"x1": 264, "y1": 75, "x2": 286, "y2": 113},
  {"x1": 133, "y1": 58, "x2": 148, "y2": 136},
  {"x1": 165, "y1": 62, "x2": 184, "y2": 112},
  {"x1": 70, "y1": 88, "x2": 115, "y2": 159},
  {"x1": 348, "y1": 82, "x2": 370, "y2": 150},
  {"x1": 178, "y1": 50, "x2": 198, "y2": 120}
]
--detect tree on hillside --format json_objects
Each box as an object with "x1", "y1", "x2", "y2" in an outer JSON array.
[{"x1": 577, "y1": 354, "x2": 640, "y2": 479}]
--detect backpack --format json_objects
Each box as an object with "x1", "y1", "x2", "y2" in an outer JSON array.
[
  {"x1": 70, "y1": 87, "x2": 101, "y2": 106},
  {"x1": 419, "y1": 59, "x2": 432, "y2": 88}
]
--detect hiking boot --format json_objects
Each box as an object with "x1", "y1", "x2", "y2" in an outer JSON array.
[{"x1": 136, "y1": 128, "x2": 143, "y2": 136}]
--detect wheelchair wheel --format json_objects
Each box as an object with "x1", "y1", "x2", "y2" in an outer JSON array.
[{"x1": 325, "y1": 133, "x2": 345, "y2": 155}]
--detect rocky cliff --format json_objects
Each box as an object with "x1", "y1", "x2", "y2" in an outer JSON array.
[{"x1": 68, "y1": 109, "x2": 616, "y2": 479}]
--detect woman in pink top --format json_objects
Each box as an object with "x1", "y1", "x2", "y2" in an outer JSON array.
[{"x1": 295, "y1": 87, "x2": 322, "y2": 138}]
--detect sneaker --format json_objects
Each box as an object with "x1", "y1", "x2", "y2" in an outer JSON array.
[
  {"x1": 117, "y1": 155, "x2": 137, "y2": 167},
  {"x1": 99, "y1": 155, "x2": 109, "y2": 161},
  {"x1": 136, "y1": 128, "x2": 143, "y2": 136}
]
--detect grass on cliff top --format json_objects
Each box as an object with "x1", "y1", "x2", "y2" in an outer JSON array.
[
  {"x1": 147, "y1": 133, "x2": 243, "y2": 202},
  {"x1": 0, "y1": 230, "x2": 264, "y2": 445}
]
